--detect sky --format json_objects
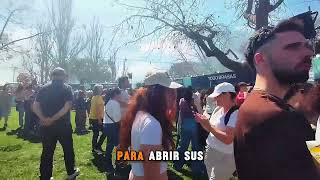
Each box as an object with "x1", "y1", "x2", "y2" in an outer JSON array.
[{"x1": 0, "y1": 0, "x2": 319, "y2": 85}]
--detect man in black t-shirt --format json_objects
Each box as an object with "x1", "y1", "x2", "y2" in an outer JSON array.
[
  {"x1": 33, "y1": 67, "x2": 80, "y2": 180},
  {"x1": 234, "y1": 19, "x2": 320, "y2": 179}
]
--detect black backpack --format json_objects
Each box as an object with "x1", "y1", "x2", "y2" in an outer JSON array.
[
  {"x1": 210, "y1": 105, "x2": 239, "y2": 126},
  {"x1": 224, "y1": 106, "x2": 239, "y2": 126}
]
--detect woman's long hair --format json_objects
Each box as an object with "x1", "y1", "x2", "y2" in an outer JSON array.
[
  {"x1": 120, "y1": 85, "x2": 176, "y2": 151},
  {"x1": 16, "y1": 84, "x2": 24, "y2": 93},
  {"x1": 184, "y1": 88, "x2": 193, "y2": 104}
]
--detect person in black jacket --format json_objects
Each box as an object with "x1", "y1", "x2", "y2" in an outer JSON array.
[
  {"x1": 75, "y1": 90, "x2": 88, "y2": 135},
  {"x1": 33, "y1": 67, "x2": 80, "y2": 180}
]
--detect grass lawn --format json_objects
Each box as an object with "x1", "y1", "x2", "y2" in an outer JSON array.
[{"x1": 0, "y1": 109, "x2": 220, "y2": 180}]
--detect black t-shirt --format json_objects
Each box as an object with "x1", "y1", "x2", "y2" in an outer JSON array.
[
  {"x1": 234, "y1": 90, "x2": 319, "y2": 180},
  {"x1": 36, "y1": 82, "x2": 73, "y2": 127}
]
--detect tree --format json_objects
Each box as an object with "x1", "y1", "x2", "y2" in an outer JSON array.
[
  {"x1": 70, "y1": 57, "x2": 113, "y2": 83},
  {"x1": 34, "y1": 23, "x2": 54, "y2": 84},
  {"x1": 242, "y1": 0, "x2": 284, "y2": 30},
  {"x1": 22, "y1": 53, "x2": 38, "y2": 79},
  {"x1": 112, "y1": 0, "x2": 252, "y2": 79},
  {"x1": 0, "y1": 1, "x2": 45, "y2": 55},
  {"x1": 107, "y1": 50, "x2": 119, "y2": 82},
  {"x1": 168, "y1": 59, "x2": 229, "y2": 79},
  {"x1": 70, "y1": 18, "x2": 114, "y2": 83},
  {"x1": 48, "y1": 0, "x2": 87, "y2": 73},
  {"x1": 135, "y1": 82, "x2": 144, "y2": 88}
]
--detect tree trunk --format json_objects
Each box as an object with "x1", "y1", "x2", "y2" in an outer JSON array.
[{"x1": 255, "y1": 0, "x2": 270, "y2": 30}]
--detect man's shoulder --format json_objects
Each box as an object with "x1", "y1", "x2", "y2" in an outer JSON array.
[
  {"x1": 120, "y1": 89, "x2": 129, "y2": 95},
  {"x1": 107, "y1": 99, "x2": 118, "y2": 105},
  {"x1": 63, "y1": 84, "x2": 72, "y2": 90},
  {"x1": 39, "y1": 82, "x2": 52, "y2": 89},
  {"x1": 239, "y1": 90, "x2": 283, "y2": 116},
  {"x1": 236, "y1": 91, "x2": 286, "y2": 136}
]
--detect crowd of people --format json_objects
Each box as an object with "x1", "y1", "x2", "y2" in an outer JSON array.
[
  {"x1": 0, "y1": 80, "x2": 41, "y2": 137},
  {"x1": 0, "y1": 16, "x2": 320, "y2": 180}
]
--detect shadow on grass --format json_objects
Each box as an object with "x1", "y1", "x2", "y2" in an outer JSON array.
[
  {"x1": 91, "y1": 153, "x2": 106, "y2": 173},
  {"x1": 0, "y1": 144, "x2": 22, "y2": 152},
  {"x1": 168, "y1": 169, "x2": 184, "y2": 180},
  {"x1": 74, "y1": 131, "x2": 90, "y2": 136},
  {"x1": 6, "y1": 128, "x2": 41, "y2": 143},
  {"x1": 179, "y1": 168, "x2": 208, "y2": 180},
  {"x1": 0, "y1": 127, "x2": 7, "y2": 131}
]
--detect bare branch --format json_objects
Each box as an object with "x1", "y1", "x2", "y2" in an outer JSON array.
[
  {"x1": 111, "y1": 0, "x2": 249, "y2": 75},
  {"x1": 0, "y1": 32, "x2": 44, "y2": 51},
  {"x1": 172, "y1": 0, "x2": 185, "y2": 23},
  {"x1": 269, "y1": 0, "x2": 285, "y2": 12},
  {"x1": 148, "y1": 0, "x2": 185, "y2": 24},
  {"x1": 0, "y1": 9, "x2": 19, "y2": 42},
  {"x1": 123, "y1": 25, "x2": 166, "y2": 46}
]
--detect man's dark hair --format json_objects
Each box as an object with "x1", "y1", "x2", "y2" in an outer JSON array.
[
  {"x1": 118, "y1": 76, "x2": 128, "y2": 89},
  {"x1": 245, "y1": 19, "x2": 304, "y2": 69},
  {"x1": 110, "y1": 87, "x2": 121, "y2": 98}
]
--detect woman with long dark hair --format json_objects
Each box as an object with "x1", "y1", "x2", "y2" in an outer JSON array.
[
  {"x1": 120, "y1": 71, "x2": 181, "y2": 180},
  {"x1": 174, "y1": 87, "x2": 205, "y2": 174}
]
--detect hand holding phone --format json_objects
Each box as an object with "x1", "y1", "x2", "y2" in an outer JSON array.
[{"x1": 194, "y1": 113, "x2": 207, "y2": 122}]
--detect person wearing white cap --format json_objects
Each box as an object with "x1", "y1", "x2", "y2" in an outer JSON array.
[
  {"x1": 119, "y1": 71, "x2": 182, "y2": 180},
  {"x1": 195, "y1": 82, "x2": 239, "y2": 180}
]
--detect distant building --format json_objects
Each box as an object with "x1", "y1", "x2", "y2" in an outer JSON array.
[{"x1": 175, "y1": 71, "x2": 254, "y2": 89}]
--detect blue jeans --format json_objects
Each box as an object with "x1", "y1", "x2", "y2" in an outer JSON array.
[
  {"x1": 103, "y1": 122, "x2": 120, "y2": 167},
  {"x1": 174, "y1": 117, "x2": 205, "y2": 173}
]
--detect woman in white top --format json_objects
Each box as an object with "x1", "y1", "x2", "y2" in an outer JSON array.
[
  {"x1": 103, "y1": 88, "x2": 122, "y2": 172},
  {"x1": 195, "y1": 82, "x2": 239, "y2": 180},
  {"x1": 119, "y1": 71, "x2": 182, "y2": 180}
]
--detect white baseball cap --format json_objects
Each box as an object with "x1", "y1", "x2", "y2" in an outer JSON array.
[
  {"x1": 144, "y1": 71, "x2": 182, "y2": 89},
  {"x1": 208, "y1": 82, "x2": 235, "y2": 98}
]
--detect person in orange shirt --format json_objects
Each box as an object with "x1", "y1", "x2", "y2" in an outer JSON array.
[{"x1": 89, "y1": 84, "x2": 106, "y2": 154}]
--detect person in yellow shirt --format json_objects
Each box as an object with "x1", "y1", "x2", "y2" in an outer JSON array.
[{"x1": 89, "y1": 84, "x2": 106, "y2": 154}]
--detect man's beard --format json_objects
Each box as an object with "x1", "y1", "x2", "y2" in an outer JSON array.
[{"x1": 272, "y1": 68, "x2": 309, "y2": 85}]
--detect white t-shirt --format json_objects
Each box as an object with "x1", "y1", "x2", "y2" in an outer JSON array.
[
  {"x1": 104, "y1": 99, "x2": 121, "y2": 124},
  {"x1": 130, "y1": 111, "x2": 167, "y2": 176},
  {"x1": 206, "y1": 107, "x2": 238, "y2": 154},
  {"x1": 316, "y1": 116, "x2": 320, "y2": 141},
  {"x1": 205, "y1": 96, "x2": 216, "y2": 114},
  {"x1": 120, "y1": 89, "x2": 131, "y2": 117}
]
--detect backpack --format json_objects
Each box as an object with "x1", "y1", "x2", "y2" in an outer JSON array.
[
  {"x1": 224, "y1": 105, "x2": 239, "y2": 126},
  {"x1": 210, "y1": 105, "x2": 239, "y2": 126}
]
